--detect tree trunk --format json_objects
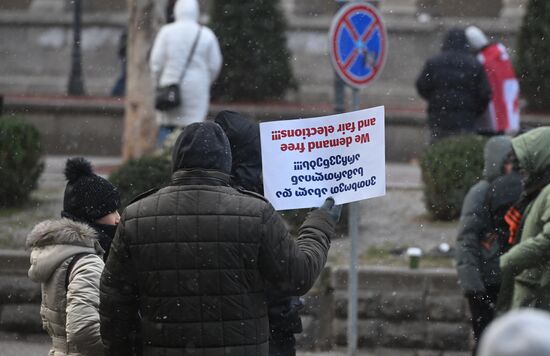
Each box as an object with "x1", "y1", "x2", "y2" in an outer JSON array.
[{"x1": 122, "y1": 0, "x2": 165, "y2": 160}]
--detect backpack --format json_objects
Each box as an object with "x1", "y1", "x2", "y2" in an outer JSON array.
[{"x1": 64, "y1": 253, "x2": 92, "y2": 291}]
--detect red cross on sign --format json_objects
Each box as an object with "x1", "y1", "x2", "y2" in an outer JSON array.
[{"x1": 329, "y1": 2, "x2": 388, "y2": 89}]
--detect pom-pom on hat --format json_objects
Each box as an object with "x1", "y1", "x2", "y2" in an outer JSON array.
[{"x1": 62, "y1": 157, "x2": 120, "y2": 223}]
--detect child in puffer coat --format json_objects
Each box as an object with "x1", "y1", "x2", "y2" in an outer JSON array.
[{"x1": 27, "y1": 157, "x2": 120, "y2": 356}]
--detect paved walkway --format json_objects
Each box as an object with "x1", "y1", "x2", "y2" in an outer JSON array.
[
  {"x1": 41, "y1": 155, "x2": 422, "y2": 189},
  {"x1": 43, "y1": 156, "x2": 455, "y2": 263},
  {"x1": 0, "y1": 157, "x2": 458, "y2": 354},
  {"x1": 4, "y1": 155, "x2": 455, "y2": 261},
  {"x1": 0, "y1": 332, "x2": 350, "y2": 356},
  {"x1": 0, "y1": 339, "x2": 353, "y2": 356}
]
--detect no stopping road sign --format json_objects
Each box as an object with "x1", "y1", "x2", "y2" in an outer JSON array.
[{"x1": 329, "y1": 2, "x2": 387, "y2": 89}]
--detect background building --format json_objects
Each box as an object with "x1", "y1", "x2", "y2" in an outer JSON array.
[{"x1": 0, "y1": 0, "x2": 526, "y2": 107}]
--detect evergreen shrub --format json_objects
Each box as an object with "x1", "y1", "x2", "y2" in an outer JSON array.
[
  {"x1": 109, "y1": 155, "x2": 171, "y2": 207},
  {"x1": 420, "y1": 135, "x2": 486, "y2": 221},
  {"x1": 210, "y1": 0, "x2": 296, "y2": 101},
  {"x1": 517, "y1": 0, "x2": 550, "y2": 111},
  {"x1": 0, "y1": 118, "x2": 44, "y2": 207}
]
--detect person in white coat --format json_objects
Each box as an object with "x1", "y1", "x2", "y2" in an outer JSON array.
[
  {"x1": 150, "y1": 0, "x2": 222, "y2": 145},
  {"x1": 27, "y1": 157, "x2": 121, "y2": 356}
]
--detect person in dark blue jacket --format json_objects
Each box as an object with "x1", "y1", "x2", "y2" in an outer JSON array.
[{"x1": 416, "y1": 28, "x2": 492, "y2": 142}]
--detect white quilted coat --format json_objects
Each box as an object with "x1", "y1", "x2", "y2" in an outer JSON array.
[
  {"x1": 27, "y1": 218, "x2": 105, "y2": 356},
  {"x1": 150, "y1": 0, "x2": 223, "y2": 127}
]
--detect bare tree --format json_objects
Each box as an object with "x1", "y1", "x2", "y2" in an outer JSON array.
[{"x1": 122, "y1": 0, "x2": 166, "y2": 160}]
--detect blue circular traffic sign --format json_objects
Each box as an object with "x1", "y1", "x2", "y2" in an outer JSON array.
[{"x1": 329, "y1": 2, "x2": 388, "y2": 89}]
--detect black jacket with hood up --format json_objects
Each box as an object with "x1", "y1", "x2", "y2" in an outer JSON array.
[
  {"x1": 455, "y1": 136, "x2": 522, "y2": 295},
  {"x1": 215, "y1": 110, "x2": 263, "y2": 194},
  {"x1": 215, "y1": 111, "x2": 304, "y2": 355},
  {"x1": 416, "y1": 28, "x2": 492, "y2": 134},
  {"x1": 99, "y1": 122, "x2": 335, "y2": 356}
]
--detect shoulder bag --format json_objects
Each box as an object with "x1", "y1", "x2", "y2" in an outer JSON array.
[{"x1": 155, "y1": 26, "x2": 202, "y2": 111}]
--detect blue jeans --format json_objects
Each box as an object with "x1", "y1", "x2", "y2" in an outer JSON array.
[
  {"x1": 110, "y1": 62, "x2": 126, "y2": 97},
  {"x1": 157, "y1": 125, "x2": 176, "y2": 148}
]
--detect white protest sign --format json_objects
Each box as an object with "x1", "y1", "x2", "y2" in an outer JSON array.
[{"x1": 260, "y1": 106, "x2": 386, "y2": 210}]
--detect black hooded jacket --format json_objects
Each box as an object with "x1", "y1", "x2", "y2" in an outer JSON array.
[
  {"x1": 99, "y1": 122, "x2": 336, "y2": 356},
  {"x1": 215, "y1": 110, "x2": 263, "y2": 194},
  {"x1": 215, "y1": 111, "x2": 304, "y2": 354},
  {"x1": 416, "y1": 28, "x2": 492, "y2": 132}
]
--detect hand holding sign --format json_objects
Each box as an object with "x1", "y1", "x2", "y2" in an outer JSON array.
[
  {"x1": 319, "y1": 197, "x2": 343, "y2": 223},
  {"x1": 260, "y1": 106, "x2": 386, "y2": 210}
]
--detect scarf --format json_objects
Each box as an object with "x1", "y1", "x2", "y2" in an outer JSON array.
[
  {"x1": 61, "y1": 211, "x2": 118, "y2": 260},
  {"x1": 505, "y1": 170, "x2": 550, "y2": 245}
]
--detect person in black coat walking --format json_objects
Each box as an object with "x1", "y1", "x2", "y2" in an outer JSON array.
[{"x1": 416, "y1": 28, "x2": 492, "y2": 142}]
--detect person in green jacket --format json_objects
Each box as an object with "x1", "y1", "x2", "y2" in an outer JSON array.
[{"x1": 497, "y1": 127, "x2": 550, "y2": 312}]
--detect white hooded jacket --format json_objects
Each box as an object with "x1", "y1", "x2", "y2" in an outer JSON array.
[
  {"x1": 150, "y1": 0, "x2": 222, "y2": 128},
  {"x1": 27, "y1": 218, "x2": 105, "y2": 356}
]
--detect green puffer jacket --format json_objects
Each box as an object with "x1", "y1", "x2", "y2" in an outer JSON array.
[
  {"x1": 498, "y1": 127, "x2": 550, "y2": 311},
  {"x1": 455, "y1": 136, "x2": 513, "y2": 295}
]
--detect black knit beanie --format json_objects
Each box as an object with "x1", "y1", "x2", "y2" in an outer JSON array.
[{"x1": 62, "y1": 157, "x2": 120, "y2": 223}]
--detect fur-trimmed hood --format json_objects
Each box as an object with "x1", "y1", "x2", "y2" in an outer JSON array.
[{"x1": 27, "y1": 218, "x2": 103, "y2": 283}]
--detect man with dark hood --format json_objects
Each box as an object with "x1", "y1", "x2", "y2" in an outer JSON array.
[
  {"x1": 99, "y1": 122, "x2": 340, "y2": 356},
  {"x1": 455, "y1": 136, "x2": 522, "y2": 355},
  {"x1": 215, "y1": 110, "x2": 263, "y2": 194},
  {"x1": 416, "y1": 27, "x2": 492, "y2": 141},
  {"x1": 215, "y1": 111, "x2": 305, "y2": 356}
]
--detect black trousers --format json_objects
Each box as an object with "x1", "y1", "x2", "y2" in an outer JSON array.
[{"x1": 467, "y1": 285, "x2": 500, "y2": 356}]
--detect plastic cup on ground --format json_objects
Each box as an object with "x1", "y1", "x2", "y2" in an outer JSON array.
[{"x1": 406, "y1": 247, "x2": 422, "y2": 269}]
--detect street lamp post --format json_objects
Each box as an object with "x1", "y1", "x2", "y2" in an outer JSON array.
[{"x1": 67, "y1": 0, "x2": 85, "y2": 95}]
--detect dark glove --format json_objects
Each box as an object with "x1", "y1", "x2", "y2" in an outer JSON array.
[{"x1": 319, "y1": 197, "x2": 342, "y2": 223}]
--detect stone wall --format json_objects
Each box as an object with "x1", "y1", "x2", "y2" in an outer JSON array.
[
  {"x1": 0, "y1": 4, "x2": 523, "y2": 107},
  {"x1": 299, "y1": 266, "x2": 471, "y2": 355},
  {"x1": 0, "y1": 13, "x2": 126, "y2": 97},
  {"x1": 0, "y1": 251, "x2": 42, "y2": 337},
  {"x1": 4, "y1": 96, "x2": 550, "y2": 161},
  {"x1": 0, "y1": 251, "x2": 472, "y2": 354},
  {"x1": 3, "y1": 96, "x2": 429, "y2": 161}
]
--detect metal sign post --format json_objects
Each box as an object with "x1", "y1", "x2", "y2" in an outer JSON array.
[
  {"x1": 348, "y1": 88, "x2": 361, "y2": 356},
  {"x1": 329, "y1": 2, "x2": 387, "y2": 355}
]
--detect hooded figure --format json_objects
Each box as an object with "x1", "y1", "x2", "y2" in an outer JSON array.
[
  {"x1": 416, "y1": 28, "x2": 492, "y2": 141},
  {"x1": 455, "y1": 136, "x2": 522, "y2": 353},
  {"x1": 100, "y1": 122, "x2": 338, "y2": 356},
  {"x1": 497, "y1": 127, "x2": 550, "y2": 312},
  {"x1": 27, "y1": 157, "x2": 120, "y2": 356},
  {"x1": 215, "y1": 111, "x2": 304, "y2": 356},
  {"x1": 214, "y1": 110, "x2": 263, "y2": 193},
  {"x1": 150, "y1": 0, "x2": 222, "y2": 130},
  {"x1": 478, "y1": 309, "x2": 550, "y2": 356}
]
